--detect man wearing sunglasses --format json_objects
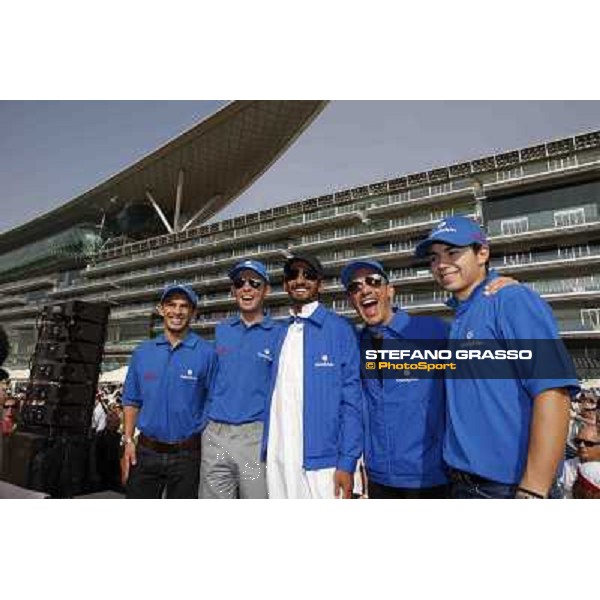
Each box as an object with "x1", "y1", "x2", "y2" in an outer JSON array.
[
  {"x1": 559, "y1": 421, "x2": 600, "y2": 498},
  {"x1": 263, "y1": 253, "x2": 363, "y2": 499},
  {"x1": 200, "y1": 259, "x2": 280, "y2": 499},
  {"x1": 417, "y1": 216, "x2": 579, "y2": 499},
  {"x1": 342, "y1": 259, "x2": 449, "y2": 498}
]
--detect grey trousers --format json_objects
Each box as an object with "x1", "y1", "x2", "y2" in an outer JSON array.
[{"x1": 200, "y1": 420, "x2": 268, "y2": 499}]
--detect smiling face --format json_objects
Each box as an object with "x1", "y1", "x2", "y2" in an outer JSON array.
[
  {"x1": 157, "y1": 292, "x2": 196, "y2": 339},
  {"x1": 428, "y1": 243, "x2": 490, "y2": 301},
  {"x1": 284, "y1": 260, "x2": 323, "y2": 306},
  {"x1": 347, "y1": 267, "x2": 394, "y2": 327},
  {"x1": 231, "y1": 268, "x2": 269, "y2": 319}
]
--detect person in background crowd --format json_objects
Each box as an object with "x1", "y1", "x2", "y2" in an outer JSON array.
[
  {"x1": 91, "y1": 393, "x2": 108, "y2": 433},
  {"x1": 1, "y1": 397, "x2": 18, "y2": 436},
  {"x1": 417, "y1": 216, "x2": 579, "y2": 499},
  {"x1": 0, "y1": 368, "x2": 9, "y2": 410},
  {"x1": 0, "y1": 330, "x2": 10, "y2": 476},
  {"x1": 559, "y1": 421, "x2": 600, "y2": 498},
  {"x1": 200, "y1": 259, "x2": 281, "y2": 499},
  {"x1": 263, "y1": 253, "x2": 363, "y2": 499},
  {"x1": 121, "y1": 284, "x2": 216, "y2": 499},
  {"x1": 0, "y1": 327, "x2": 8, "y2": 368},
  {"x1": 579, "y1": 393, "x2": 598, "y2": 425}
]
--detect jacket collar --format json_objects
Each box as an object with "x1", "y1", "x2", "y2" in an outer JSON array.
[{"x1": 288, "y1": 302, "x2": 327, "y2": 327}]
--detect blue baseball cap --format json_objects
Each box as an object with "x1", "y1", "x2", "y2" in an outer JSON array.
[
  {"x1": 228, "y1": 259, "x2": 270, "y2": 283},
  {"x1": 415, "y1": 216, "x2": 488, "y2": 258},
  {"x1": 341, "y1": 259, "x2": 388, "y2": 289},
  {"x1": 160, "y1": 284, "x2": 199, "y2": 308}
]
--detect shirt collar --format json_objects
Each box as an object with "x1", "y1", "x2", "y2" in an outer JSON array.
[
  {"x1": 445, "y1": 269, "x2": 499, "y2": 314},
  {"x1": 228, "y1": 312, "x2": 275, "y2": 330},
  {"x1": 364, "y1": 307, "x2": 409, "y2": 338},
  {"x1": 386, "y1": 308, "x2": 410, "y2": 335},
  {"x1": 154, "y1": 331, "x2": 198, "y2": 348}
]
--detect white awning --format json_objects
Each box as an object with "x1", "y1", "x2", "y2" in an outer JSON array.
[
  {"x1": 99, "y1": 366, "x2": 128, "y2": 383},
  {"x1": 7, "y1": 368, "x2": 29, "y2": 380}
]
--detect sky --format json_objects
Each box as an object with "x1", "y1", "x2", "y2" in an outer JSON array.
[{"x1": 3, "y1": 100, "x2": 600, "y2": 234}]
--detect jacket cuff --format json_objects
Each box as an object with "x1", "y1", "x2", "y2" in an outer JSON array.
[{"x1": 337, "y1": 455, "x2": 357, "y2": 473}]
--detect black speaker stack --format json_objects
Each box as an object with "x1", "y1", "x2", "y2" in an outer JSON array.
[
  {"x1": 21, "y1": 300, "x2": 110, "y2": 432},
  {"x1": 1, "y1": 300, "x2": 110, "y2": 497}
]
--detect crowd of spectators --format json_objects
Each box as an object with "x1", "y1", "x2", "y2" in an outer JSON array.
[{"x1": 559, "y1": 387, "x2": 600, "y2": 498}]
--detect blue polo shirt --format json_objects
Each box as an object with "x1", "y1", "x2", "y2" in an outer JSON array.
[
  {"x1": 444, "y1": 271, "x2": 580, "y2": 484},
  {"x1": 208, "y1": 314, "x2": 282, "y2": 425},
  {"x1": 122, "y1": 331, "x2": 217, "y2": 442},
  {"x1": 359, "y1": 310, "x2": 449, "y2": 488}
]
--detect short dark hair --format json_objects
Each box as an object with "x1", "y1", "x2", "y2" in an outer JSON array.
[{"x1": 471, "y1": 243, "x2": 490, "y2": 272}]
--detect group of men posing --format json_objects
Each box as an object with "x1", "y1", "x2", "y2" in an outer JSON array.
[{"x1": 120, "y1": 216, "x2": 579, "y2": 500}]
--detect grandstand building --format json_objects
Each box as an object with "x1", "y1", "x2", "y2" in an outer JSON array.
[{"x1": 1, "y1": 101, "x2": 600, "y2": 378}]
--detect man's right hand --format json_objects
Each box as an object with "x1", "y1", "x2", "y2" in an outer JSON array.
[{"x1": 120, "y1": 441, "x2": 137, "y2": 486}]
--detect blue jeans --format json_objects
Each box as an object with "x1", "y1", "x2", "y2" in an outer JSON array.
[{"x1": 450, "y1": 480, "x2": 516, "y2": 499}]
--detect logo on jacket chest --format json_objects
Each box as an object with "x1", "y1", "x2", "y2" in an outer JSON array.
[
  {"x1": 180, "y1": 368, "x2": 198, "y2": 381},
  {"x1": 257, "y1": 348, "x2": 273, "y2": 362},
  {"x1": 314, "y1": 354, "x2": 335, "y2": 368}
]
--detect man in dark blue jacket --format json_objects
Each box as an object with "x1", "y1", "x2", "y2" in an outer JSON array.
[
  {"x1": 342, "y1": 259, "x2": 449, "y2": 498},
  {"x1": 200, "y1": 259, "x2": 281, "y2": 499},
  {"x1": 263, "y1": 253, "x2": 363, "y2": 499}
]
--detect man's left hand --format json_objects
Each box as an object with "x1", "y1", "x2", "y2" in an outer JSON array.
[
  {"x1": 484, "y1": 276, "x2": 519, "y2": 296},
  {"x1": 334, "y1": 470, "x2": 353, "y2": 499}
]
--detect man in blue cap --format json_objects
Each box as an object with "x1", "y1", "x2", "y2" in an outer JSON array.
[
  {"x1": 121, "y1": 283, "x2": 216, "y2": 498},
  {"x1": 342, "y1": 259, "x2": 449, "y2": 498},
  {"x1": 416, "y1": 215, "x2": 579, "y2": 499},
  {"x1": 200, "y1": 259, "x2": 281, "y2": 499}
]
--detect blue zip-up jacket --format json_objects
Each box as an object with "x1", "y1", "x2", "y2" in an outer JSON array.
[
  {"x1": 208, "y1": 314, "x2": 282, "y2": 424},
  {"x1": 262, "y1": 304, "x2": 363, "y2": 473},
  {"x1": 359, "y1": 310, "x2": 449, "y2": 488},
  {"x1": 122, "y1": 331, "x2": 217, "y2": 442}
]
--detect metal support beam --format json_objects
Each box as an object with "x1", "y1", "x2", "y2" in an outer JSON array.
[
  {"x1": 146, "y1": 190, "x2": 174, "y2": 234},
  {"x1": 173, "y1": 169, "x2": 185, "y2": 232},
  {"x1": 181, "y1": 194, "x2": 223, "y2": 231}
]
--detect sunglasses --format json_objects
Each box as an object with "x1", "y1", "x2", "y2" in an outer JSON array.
[
  {"x1": 346, "y1": 273, "x2": 387, "y2": 294},
  {"x1": 284, "y1": 268, "x2": 320, "y2": 282},
  {"x1": 3, "y1": 405, "x2": 17, "y2": 411},
  {"x1": 574, "y1": 438, "x2": 600, "y2": 448},
  {"x1": 232, "y1": 277, "x2": 263, "y2": 290}
]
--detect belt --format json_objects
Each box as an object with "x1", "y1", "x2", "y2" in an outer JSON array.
[
  {"x1": 139, "y1": 432, "x2": 201, "y2": 454},
  {"x1": 448, "y1": 468, "x2": 495, "y2": 486}
]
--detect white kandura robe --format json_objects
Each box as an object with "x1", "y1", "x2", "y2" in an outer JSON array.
[{"x1": 266, "y1": 301, "x2": 337, "y2": 499}]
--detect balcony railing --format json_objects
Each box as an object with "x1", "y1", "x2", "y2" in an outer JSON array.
[{"x1": 491, "y1": 244, "x2": 600, "y2": 270}]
